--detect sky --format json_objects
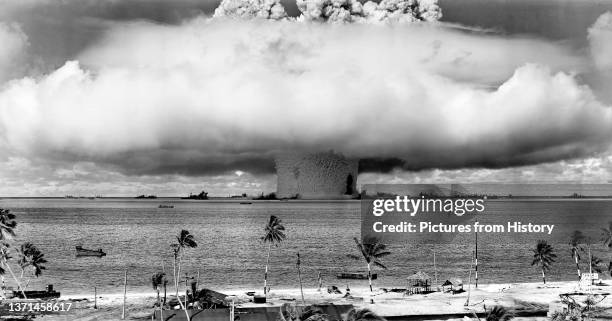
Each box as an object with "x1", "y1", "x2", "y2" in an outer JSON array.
[{"x1": 1, "y1": 0, "x2": 612, "y2": 197}]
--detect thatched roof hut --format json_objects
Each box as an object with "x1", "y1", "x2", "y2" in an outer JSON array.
[
  {"x1": 441, "y1": 279, "x2": 463, "y2": 292},
  {"x1": 407, "y1": 272, "x2": 431, "y2": 286},
  {"x1": 406, "y1": 272, "x2": 432, "y2": 294}
]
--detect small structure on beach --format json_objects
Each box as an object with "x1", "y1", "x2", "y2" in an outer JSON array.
[
  {"x1": 406, "y1": 271, "x2": 432, "y2": 294},
  {"x1": 441, "y1": 280, "x2": 453, "y2": 292},
  {"x1": 12, "y1": 284, "x2": 60, "y2": 299},
  {"x1": 441, "y1": 279, "x2": 464, "y2": 293}
]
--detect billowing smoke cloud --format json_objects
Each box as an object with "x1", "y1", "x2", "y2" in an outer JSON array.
[
  {"x1": 0, "y1": 17, "x2": 610, "y2": 177},
  {"x1": 214, "y1": 0, "x2": 288, "y2": 20},
  {"x1": 588, "y1": 12, "x2": 612, "y2": 71},
  {"x1": 0, "y1": 22, "x2": 29, "y2": 82},
  {"x1": 296, "y1": 0, "x2": 442, "y2": 23},
  {"x1": 212, "y1": 0, "x2": 440, "y2": 23}
]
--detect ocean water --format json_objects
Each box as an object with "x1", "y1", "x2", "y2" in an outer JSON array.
[{"x1": 0, "y1": 198, "x2": 610, "y2": 296}]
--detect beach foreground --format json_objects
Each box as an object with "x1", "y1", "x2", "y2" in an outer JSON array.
[{"x1": 21, "y1": 281, "x2": 610, "y2": 321}]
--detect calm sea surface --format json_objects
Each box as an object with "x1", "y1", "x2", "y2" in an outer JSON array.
[{"x1": 0, "y1": 198, "x2": 610, "y2": 295}]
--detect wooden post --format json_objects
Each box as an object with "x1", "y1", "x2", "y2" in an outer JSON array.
[
  {"x1": 297, "y1": 252, "x2": 305, "y2": 306},
  {"x1": 94, "y1": 286, "x2": 97, "y2": 309},
  {"x1": 475, "y1": 232, "x2": 478, "y2": 289},
  {"x1": 122, "y1": 270, "x2": 127, "y2": 319},
  {"x1": 465, "y1": 250, "x2": 474, "y2": 307},
  {"x1": 185, "y1": 273, "x2": 189, "y2": 309},
  {"x1": 433, "y1": 249, "x2": 438, "y2": 291},
  {"x1": 196, "y1": 269, "x2": 200, "y2": 290}
]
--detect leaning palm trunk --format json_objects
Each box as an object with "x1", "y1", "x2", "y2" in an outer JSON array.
[
  {"x1": 175, "y1": 254, "x2": 189, "y2": 321},
  {"x1": 2, "y1": 260, "x2": 26, "y2": 298},
  {"x1": 177, "y1": 253, "x2": 186, "y2": 297},
  {"x1": 264, "y1": 243, "x2": 271, "y2": 296},
  {"x1": 19, "y1": 268, "x2": 30, "y2": 291},
  {"x1": 574, "y1": 256, "x2": 581, "y2": 281},
  {"x1": 22, "y1": 278, "x2": 32, "y2": 291},
  {"x1": 367, "y1": 263, "x2": 374, "y2": 304},
  {"x1": 173, "y1": 255, "x2": 178, "y2": 297},
  {"x1": 541, "y1": 269, "x2": 546, "y2": 284},
  {"x1": 0, "y1": 249, "x2": 26, "y2": 299},
  {"x1": 175, "y1": 282, "x2": 189, "y2": 321},
  {"x1": 367, "y1": 263, "x2": 373, "y2": 292},
  {"x1": 157, "y1": 288, "x2": 164, "y2": 321}
]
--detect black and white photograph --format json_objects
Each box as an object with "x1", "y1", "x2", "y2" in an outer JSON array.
[{"x1": 2, "y1": 0, "x2": 612, "y2": 320}]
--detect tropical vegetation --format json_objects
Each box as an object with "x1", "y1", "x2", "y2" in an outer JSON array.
[
  {"x1": 348, "y1": 236, "x2": 390, "y2": 302},
  {"x1": 262, "y1": 215, "x2": 286, "y2": 296},
  {"x1": 0, "y1": 208, "x2": 47, "y2": 299},
  {"x1": 531, "y1": 240, "x2": 556, "y2": 284}
]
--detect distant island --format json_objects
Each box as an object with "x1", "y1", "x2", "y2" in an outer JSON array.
[
  {"x1": 135, "y1": 194, "x2": 157, "y2": 199},
  {"x1": 182, "y1": 191, "x2": 209, "y2": 200}
]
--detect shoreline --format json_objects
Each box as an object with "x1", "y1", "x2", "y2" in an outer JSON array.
[
  {"x1": 22, "y1": 280, "x2": 608, "y2": 321},
  {"x1": 58, "y1": 279, "x2": 608, "y2": 300}
]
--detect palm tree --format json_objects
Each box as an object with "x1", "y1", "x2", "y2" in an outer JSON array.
[
  {"x1": 152, "y1": 272, "x2": 166, "y2": 320},
  {"x1": 348, "y1": 236, "x2": 390, "y2": 302},
  {"x1": 171, "y1": 243, "x2": 180, "y2": 296},
  {"x1": 484, "y1": 305, "x2": 513, "y2": 321},
  {"x1": 152, "y1": 272, "x2": 165, "y2": 303},
  {"x1": 171, "y1": 230, "x2": 197, "y2": 321},
  {"x1": 531, "y1": 240, "x2": 556, "y2": 284},
  {"x1": 16, "y1": 242, "x2": 47, "y2": 290},
  {"x1": 569, "y1": 230, "x2": 584, "y2": 280},
  {"x1": 0, "y1": 209, "x2": 26, "y2": 298},
  {"x1": 345, "y1": 308, "x2": 386, "y2": 321},
  {"x1": 262, "y1": 215, "x2": 286, "y2": 296},
  {"x1": 173, "y1": 230, "x2": 197, "y2": 296}
]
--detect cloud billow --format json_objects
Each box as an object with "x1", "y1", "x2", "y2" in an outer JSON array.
[{"x1": 0, "y1": 15, "x2": 610, "y2": 176}]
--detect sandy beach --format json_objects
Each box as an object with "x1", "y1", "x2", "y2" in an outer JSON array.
[{"x1": 22, "y1": 281, "x2": 610, "y2": 321}]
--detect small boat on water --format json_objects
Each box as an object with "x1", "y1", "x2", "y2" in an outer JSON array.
[
  {"x1": 75, "y1": 246, "x2": 106, "y2": 257},
  {"x1": 239, "y1": 202, "x2": 252, "y2": 205},
  {"x1": 158, "y1": 204, "x2": 174, "y2": 208},
  {"x1": 336, "y1": 272, "x2": 377, "y2": 280},
  {"x1": 12, "y1": 284, "x2": 61, "y2": 299}
]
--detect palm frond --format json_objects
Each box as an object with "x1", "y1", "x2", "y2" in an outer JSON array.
[
  {"x1": 0, "y1": 209, "x2": 17, "y2": 241},
  {"x1": 263, "y1": 215, "x2": 286, "y2": 245},
  {"x1": 373, "y1": 251, "x2": 391, "y2": 259},
  {"x1": 18, "y1": 242, "x2": 47, "y2": 277},
  {"x1": 151, "y1": 272, "x2": 166, "y2": 290},
  {"x1": 177, "y1": 230, "x2": 198, "y2": 248},
  {"x1": 485, "y1": 305, "x2": 513, "y2": 321},
  {"x1": 532, "y1": 240, "x2": 556, "y2": 272},
  {"x1": 346, "y1": 308, "x2": 386, "y2": 321},
  {"x1": 352, "y1": 237, "x2": 390, "y2": 270},
  {"x1": 373, "y1": 261, "x2": 387, "y2": 270}
]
